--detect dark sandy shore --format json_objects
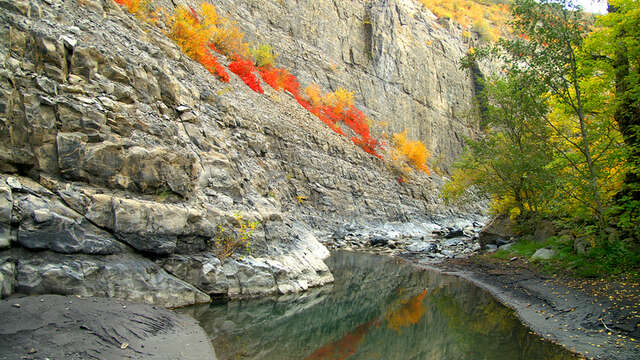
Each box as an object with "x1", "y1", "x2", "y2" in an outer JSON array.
[
  {"x1": 432, "y1": 256, "x2": 640, "y2": 360},
  {"x1": 0, "y1": 295, "x2": 216, "y2": 360}
]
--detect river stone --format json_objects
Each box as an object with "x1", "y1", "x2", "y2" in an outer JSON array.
[
  {"x1": 499, "y1": 242, "x2": 515, "y2": 251},
  {"x1": 12, "y1": 250, "x2": 210, "y2": 308},
  {"x1": 531, "y1": 248, "x2": 555, "y2": 260},
  {"x1": 18, "y1": 211, "x2": 126, "y2": 255},
  {"x1": 112, "y1": 197, "x2": 191, "y2": 255},
  {"x1": 160, "y1": 254, "x2": 228, "y2": 295},
  {"x1": 369, "y1": 236, "x2": 390, "y2": 247},
  {"x1": 441, "y1": 250, "x2": 455, "y2": 258},
  {"x1": 406, "y1": 242, "x2": 437, "y2": 253},
  {"x1": 445, "y1": 229, "x2": 465, "y2": 239},
  {"x1": 443, "y1": 238, "x2": 464, "y2": 247},
  {"x1": 236, "y1": 257, "x2": 278, "y2": 297},
  {"x1": 478, "y1": 215, "x2": 515, "y2": 249},
  {"x1": 573, "y1": 236, "x2": 593, "y2": 255}
]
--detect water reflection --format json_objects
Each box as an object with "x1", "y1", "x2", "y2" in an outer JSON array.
[
  {"x1": 179, "y1": 251, "x2": 580, "y2": 360},
  {"x1": 385, "y1": 289, "x2": 427, "y2": 333}
]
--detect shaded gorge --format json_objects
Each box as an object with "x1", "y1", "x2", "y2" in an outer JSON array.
[{"x1": 179, "y1": 251, "x2": 580, "y2": 360}]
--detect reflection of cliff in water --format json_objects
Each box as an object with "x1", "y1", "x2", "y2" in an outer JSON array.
[{"x1": 180, "y1": 251, "x2": 580, "y2": 360}]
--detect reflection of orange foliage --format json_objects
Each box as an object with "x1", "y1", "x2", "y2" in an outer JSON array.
[
  {"x1": 385, "y1": 290, "x2": 427, "y2": 333},
  {"x1": 304, "y1": 320, "x2": 375, "y2": 360}
]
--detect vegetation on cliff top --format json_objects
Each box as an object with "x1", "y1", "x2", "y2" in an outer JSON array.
[
  {"x1": 447, "y1": 0, "x2": 640, "y2": 276},
  {"x1": 417, "y1": 0, "x2": 513, "y2": 41}
]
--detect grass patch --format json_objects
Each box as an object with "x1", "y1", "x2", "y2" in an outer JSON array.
[
  {"x1": 491, "y1": 236, "x2": 640, "y2": 278},
  {"x1": 492, "y1": 240, "x2": 549, "y2": 260}
]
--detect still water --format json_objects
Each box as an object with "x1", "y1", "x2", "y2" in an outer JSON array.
[{"x1": 180, "y1": 251, "x2": 580, "y2": 360}]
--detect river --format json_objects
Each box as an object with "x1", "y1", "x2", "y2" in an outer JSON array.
[{"x1": 178, "y1": 251, "x2": 580, "y2": 360}]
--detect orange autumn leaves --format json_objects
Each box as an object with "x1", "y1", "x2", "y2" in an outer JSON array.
[
  {"x1": 392, "y1": 131, "x2": 431, "y2": 175},
  {"x1": 113, "y1": 0, "x2": 431, "y2": 175},
  {"x1": 168, "y1": 4, "x2": 230, "y2": 82}
]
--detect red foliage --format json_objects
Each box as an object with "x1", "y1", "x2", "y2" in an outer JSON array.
[
  {"x1": 199, "y1": 48, "x2": 229, "y2": 82},
  {"x1": 258, "y1": 67, "x2": 285, "y2": 90},
  {"x1": 229, "y1": 58, "x2": 264, "y2": 94},
  {"x1": 315, "y1": 104, "x2": 383, "y2": 158},
  {"x1": 283, "y1": 73, "x2": 301, "y2": 98},
  {"x1": 343, "y1": 106, "x2": 381, "y2": 157},
  {"x1": 292, "y1": 96, "x2": 382, "y2": 156},
  {"x1": 259, "y1": 66, "x2": 302, "y2": 99},
  {"x1": 208, "y1": 42, "x2": 222, "y2": 54}
]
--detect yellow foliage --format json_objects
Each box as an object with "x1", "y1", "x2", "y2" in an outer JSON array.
[
  {"x1": 324, "y1": 88, "x2": 355, "y2": 113},
  {"x1": 392, "y1": 130, "x2": 431, "y2": 175},
  {"x1": 509, "y1": 207, "x2": 521, "y2": 222},
  {"x1": 167, "y1": 3, "x2": 249, "y2": 60},
  {"x1": 302, "y1": 86, "x2": 355, "y2": 114},
  {"x1": 214, "y1": 213, "x2": 259, "y2": 260},
  {"x1": 169, "y1": 5, "x2": 214, "y2": 61},
  {"x1": 416, "y1": 0, "x2": 510, "y2": 41},
  {"x1": 211, "y1": 17, "x2": 250, "y2": 58},
  {"x1": 442, "y1": 167, "x2": 479, "y2": 204}
]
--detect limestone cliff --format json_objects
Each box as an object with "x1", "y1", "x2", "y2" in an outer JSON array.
[
  {"x1": 0, "y1": 0, "x2": 485, "y2": 308},
  {"x1": 206, "y1": 0, "x2": 483, "y2": 167}
]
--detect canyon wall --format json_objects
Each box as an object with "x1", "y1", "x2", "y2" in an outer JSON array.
[
  {"x1": 210, "y1": 0, "x2": 483, "y2": 167},
  {"x1": 0, "y1": 0, "x2": 485, "y2": 307}
]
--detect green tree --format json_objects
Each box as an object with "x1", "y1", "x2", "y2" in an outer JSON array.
[
  {"x1": 463, "y1": 0, "x2": 626, "y2": 226},
  {"x1": 587, "y1": 0, "x2": 640, "y2": 238},
  {"x1": 444, "y1": 73, "x2": 554, "y2": 220}
]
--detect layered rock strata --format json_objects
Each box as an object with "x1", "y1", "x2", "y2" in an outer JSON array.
[
  {"x1": 0, "y1": 0, "x2": 484, "y2": 307},
  {"x1": 210, "y1": 0, "x2": 486, "y2": 167}
]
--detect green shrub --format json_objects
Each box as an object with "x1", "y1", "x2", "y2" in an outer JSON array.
[
  {"x1": 251, "y1": 44, "x2": 278, "y2": 68},
  {"x1": 214, "y1": 213, "x2": 260, "y2": 260}
]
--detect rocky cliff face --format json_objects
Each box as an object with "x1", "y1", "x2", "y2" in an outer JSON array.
[
  {"x1": 211, "y1": 0, "x2": 482, "y2": 167},
  {"x1": 0, "y1": 0, "x2": 485, "y2": 308}
]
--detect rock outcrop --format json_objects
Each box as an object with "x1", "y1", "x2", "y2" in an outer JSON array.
[{"x1": 0, "y1": 0, "x2": 485, "y2": 307}]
